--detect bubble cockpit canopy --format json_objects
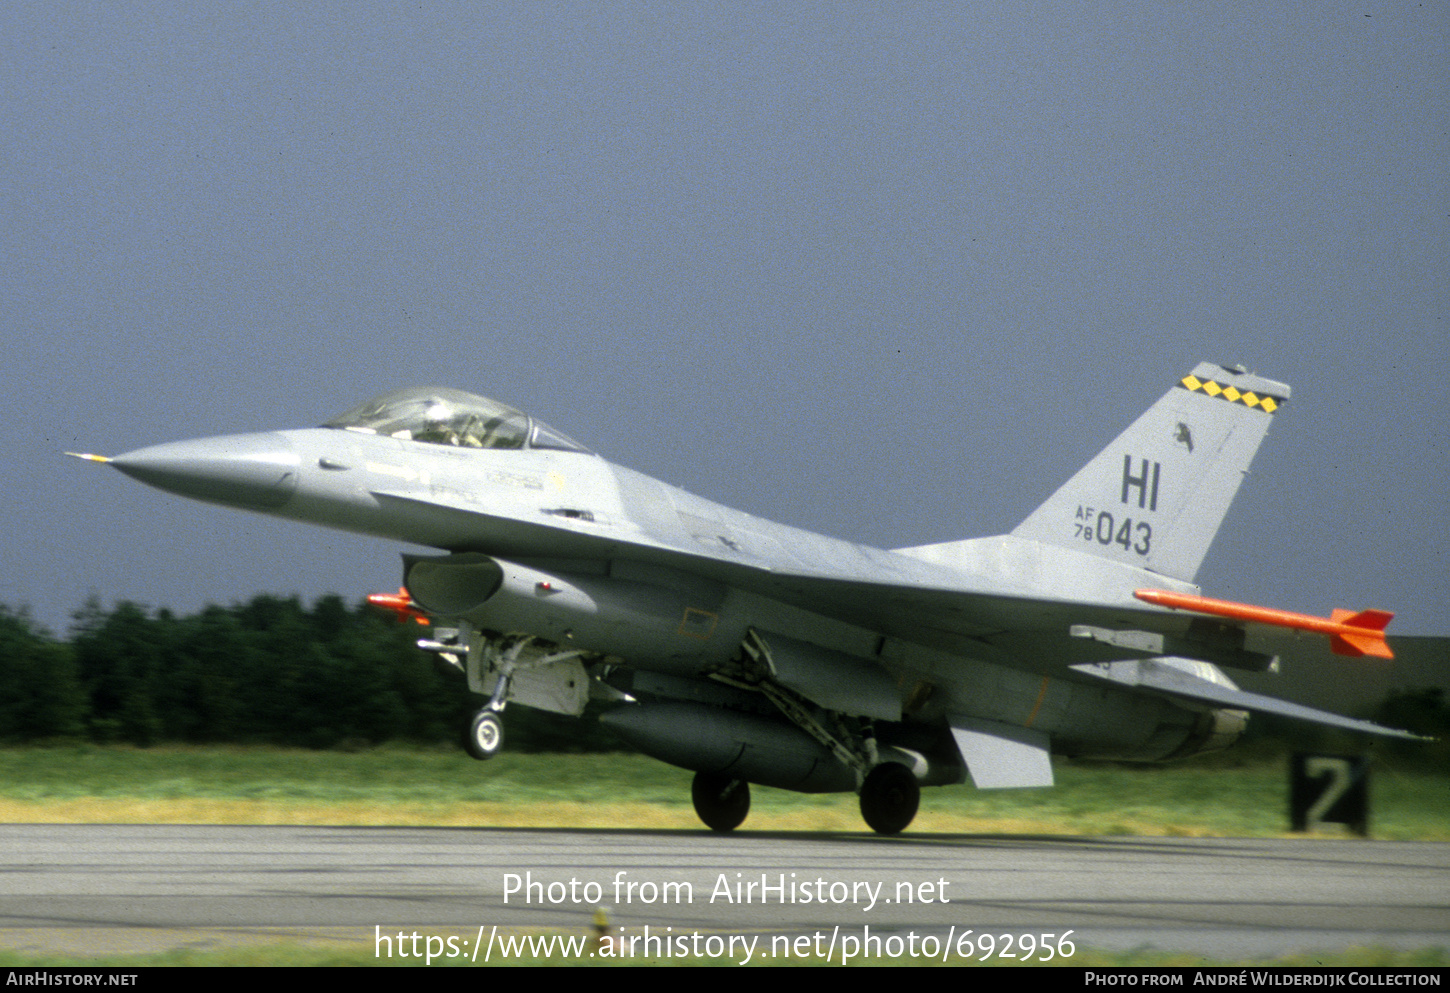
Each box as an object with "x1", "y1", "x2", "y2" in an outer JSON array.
[{"x1": 322, "y1": 387, "x2": 591, "y2": 454}]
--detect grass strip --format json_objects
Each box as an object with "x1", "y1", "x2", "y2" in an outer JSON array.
[{"x1": 0, "y1": 745, "x2": 1443, "y2": 839}]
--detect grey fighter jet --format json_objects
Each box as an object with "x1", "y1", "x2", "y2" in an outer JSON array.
[{"x1": 73, "y1": 363, "x2": 1416, "y2": 834}]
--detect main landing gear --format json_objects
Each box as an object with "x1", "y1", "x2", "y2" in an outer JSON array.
[
  {"x1": 691, "y1": 771, "x2": 751, "y2": 832},
  {"x1": 689, "y1": 763, "x2": 920, "y2": 835},
  {"x1": 858, "y1": 762, "x2": 920, "y2": 835}
]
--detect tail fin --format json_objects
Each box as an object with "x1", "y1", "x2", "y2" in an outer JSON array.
[{"x1": 1010, "y1": 362, "x2": 1289, "y2": 583}]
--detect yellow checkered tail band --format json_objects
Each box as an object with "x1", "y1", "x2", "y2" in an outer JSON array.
[{"x1": 1178, "y1": 373, "x2": 1286, "y2": 414}]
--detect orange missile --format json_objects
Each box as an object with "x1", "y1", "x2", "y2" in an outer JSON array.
[
  {"x1": 367, "y1": 587, "x2": 429, "y2": 625},
  {"x1": 1133, "y1": 589, "x2": 1394, "y2": 659}
]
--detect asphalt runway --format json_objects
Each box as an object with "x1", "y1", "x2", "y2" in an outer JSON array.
[{"x1": 0, "y1": 824, "x2": 1446, "y2": 962}]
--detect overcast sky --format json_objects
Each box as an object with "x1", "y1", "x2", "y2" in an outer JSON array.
[{"x1": 4, "y1": 3, "x2": 1446, "y2": 641}]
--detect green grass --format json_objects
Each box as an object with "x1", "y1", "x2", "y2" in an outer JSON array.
[{"x1": 0, "y1": 743, "x2": 1444, "y2": 838}]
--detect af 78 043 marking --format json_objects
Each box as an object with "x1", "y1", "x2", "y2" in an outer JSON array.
[{"x1": 1074, "y1": 504, "x2": 1151, "y2": 555}]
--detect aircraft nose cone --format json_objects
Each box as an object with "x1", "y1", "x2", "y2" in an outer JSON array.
[{"x1": 110, "y1": 432, "x2": 300, "y2": 510}]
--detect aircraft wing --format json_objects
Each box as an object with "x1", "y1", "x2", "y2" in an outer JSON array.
[
  {"x1": 688, "y1": 563, "x2": 1399, "y2": 678},
  {"x1": 375, "y1": 487, "x2": 1156, "y2": 634},
  {"x1": 374, "y1": 486, "x2": 1391, "y2": 674},
  {"x1": 696, "y1": 563, "x2": 1420, "y2": 742}
]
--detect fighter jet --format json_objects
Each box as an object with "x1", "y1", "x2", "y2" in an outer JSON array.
[{"x1": 72, "y1": 363, "x2": 1417, "y2": 834}]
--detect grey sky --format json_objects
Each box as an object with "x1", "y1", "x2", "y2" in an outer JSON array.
[{"x1": 4, "y1": 3, "x2": 1446, "y2": 640}]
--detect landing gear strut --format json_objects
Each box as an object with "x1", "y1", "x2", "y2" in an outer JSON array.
[
  {"x1": 859, "y1": 763, "x2": 919, "y2": 835},
  {"x1": 464, "y1": 640, "x2": 519, "y2": 761},
  {"x1": 691, "y1": 771, "x2": 751, "y2": 832}
]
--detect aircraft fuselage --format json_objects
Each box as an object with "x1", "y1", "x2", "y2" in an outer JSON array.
[{"x1": 82, "y1": 368, "x2": 1409, "y2": 833}]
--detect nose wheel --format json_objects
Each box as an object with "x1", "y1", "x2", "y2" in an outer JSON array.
[
  {"x1": 691, "y1": 771, "x2": 751, "y2": 832},
  {"x1": 465, "y1": 709, "x2": 504, "y2": 760},
  {"x1": 859, "y1": 763, "x2": 919, "y2": 835},
  {"x1": 464, "y1": 644, "x2": 520, "y2": 761}
]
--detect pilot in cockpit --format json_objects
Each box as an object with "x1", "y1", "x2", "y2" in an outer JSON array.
[{"x1": 414, "y1": 402, "x2": 460, "y2": 445}]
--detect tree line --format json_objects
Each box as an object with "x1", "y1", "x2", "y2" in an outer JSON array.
[
  {"x1": 0, "y1": 596, "x2": 619, "y2": 751},
  {"x1": 1, "y1": 597, "x2": 1443, "y2": 762}
]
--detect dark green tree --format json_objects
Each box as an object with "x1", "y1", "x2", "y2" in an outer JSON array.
[
  {"x1": 0, "y1": 607, "x2": 86, "y2": 741},
  {"x1": 70, "y1": 600, "x2": 167, "y2": 745}
]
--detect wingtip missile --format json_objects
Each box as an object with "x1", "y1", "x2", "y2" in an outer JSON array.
[
  {"x1": 367, "y1": 587, "x2": 429, "y2": 625},
  {"x1": 1133, "y1": 589, "x2": 1395, "y2": 659}
]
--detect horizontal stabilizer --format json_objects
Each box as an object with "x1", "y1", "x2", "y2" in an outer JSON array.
[
  {"x1": 1134, "y1": 589, "x2": 1395, "y2": 659},
  {"x1": 1071, "y1": 658, "x2": 1427, "y2": 740},
  {"x1": 949, "y1": 717, "x2": 1054, "y2": 788}
]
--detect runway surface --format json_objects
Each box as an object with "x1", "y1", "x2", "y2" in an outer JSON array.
[{"x1": 0, "y1": 824, "x2": 1446, "y2": 962}]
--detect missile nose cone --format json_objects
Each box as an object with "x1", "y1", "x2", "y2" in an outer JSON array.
[{"x1": 110, "y1": 432, "x2": 300, "y2": 510}]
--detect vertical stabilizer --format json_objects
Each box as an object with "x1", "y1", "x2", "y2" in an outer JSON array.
[{"x1": 1010, "y1": 363, "x2": 1289, "y2": 583}]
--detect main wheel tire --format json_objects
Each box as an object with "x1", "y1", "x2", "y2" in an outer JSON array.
[
  {"x1": 465, "y1": 710, "x2": 504, "y2": 761},
  {"x1": 859, "y1": 762, "x2": 920, "y2": 835},
  {"x1": 691, "y1": 771, "x2": 750, "y2": 832}
]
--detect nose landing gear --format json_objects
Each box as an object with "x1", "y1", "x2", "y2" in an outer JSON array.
[{"x1": 465, "y1": 709, "x2": 505, "y2": 760}]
